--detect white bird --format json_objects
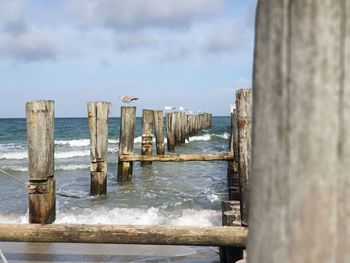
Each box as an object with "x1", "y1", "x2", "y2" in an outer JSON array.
[
  {"x1": 179, "y1": 106, "x2": 188, "y2": 111},
  {"x1": 188, "y1": 110, "x2": 193, "y2": 114},
  {"x1": 164, "y1": 106, "x2": 176, "y2": 111},
  {"x1": 119, "y1": 96, "x2": 139, "y2": 104}
]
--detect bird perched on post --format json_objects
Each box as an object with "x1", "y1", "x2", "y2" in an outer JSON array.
[
  {"x1": 164, "y1": 106, "x2": 176, "y2": 111},
  {"x1": 119, "y1": 96, "x2": 139, "y2": 104}
]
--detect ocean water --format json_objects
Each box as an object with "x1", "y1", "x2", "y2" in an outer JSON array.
[{"x1": 0, "y1": 116, "x2": 231, "y2": 226}]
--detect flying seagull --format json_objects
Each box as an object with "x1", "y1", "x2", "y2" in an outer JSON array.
[
  {"x1": 119, "y1": 96, "x2": 139, "y2": 104},
  {"x1": 179, "y1": 106, "x2": 188, "y2": 111},
  {"x1": 164, "y1": 106, "x2": 176, "y2": 111}
]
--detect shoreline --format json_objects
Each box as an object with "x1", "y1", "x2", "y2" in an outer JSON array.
[{"x1": 0, "y1": 242, "x2": 220, "y2": 263}]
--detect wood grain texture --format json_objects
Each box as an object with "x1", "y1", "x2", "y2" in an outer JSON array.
[
  {"x1": 119, "y1": 152, "x2": 233, "y2": 162},
  {"x1": 248, "y1": 1, "x2": 350, "y2": 262},
  {"x1": 153, "y1": 110, "x2": 165, "y2": 155},
  {"x1": 26, "y1": 100, "x2": 54, "y2": 181},
  {"x1": 117, "y1": 106, "x2": 136, "y2": 182},
  {"x1": 236, "y1": 89, "x2": 252, "y2": 226},
  {"x1": 141, "y1": 109, "x2": 154, "y2": 166},
  {"x1": 0, "y1": 224, "x2": 247, "y2": 247},
  {"x1": 166, "y1": 112, "x2": 175, "y2": 152}
]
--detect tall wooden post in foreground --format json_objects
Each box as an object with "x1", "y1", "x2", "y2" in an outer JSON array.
[
  {"x1": 118, "y1": 106, "x2": 136, "y2": 182},
  {"x1": 249, "y1": 1, "x2": 350, "y2": 262},
  {"x1": 88, "y1": 101, "x2": 111, "y2": 196},
  {"x1": 153, "y1": 110, "x2": 165, "y2": 155},
  {"x1": 26, "y1": 100, "x2": 55, "y2": 224},
  {"x1": 236, "y1": 89, "x2": 252, "y2": 226},
  {"x1": 141, "y1": 109, "x2": 154, "y2": 166}
]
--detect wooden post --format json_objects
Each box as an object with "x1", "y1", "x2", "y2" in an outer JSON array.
[
  {"x1": 117, "y1": 106, "x2": 136, "y2": 182},
  {"x1": 166, "y1": 112, "x2": 175, "y2": 152},
  {"x1": 220, "y1": 201, "x2": 243, "y2": 263},
  {"x1": 248, "y1": 1, "x2": 350, "y2": 262},
  {"x1": 88, "y1": 101, "x2": 111, "y2": 196},
  {"x1": 228, "y1": 110, "x2": 240, "y2": 201},
  {"x1": 26, "y1": 100, "x2": 55, "y2": 224},
  {"x1": 236, "y1": 89, "x2": 252, "y2": 227},
  {"x1": 153, "y1": 110, "x2": 165, "y2": 155},
  {"x1": 141, "y1": 109, "x2": 154, "y2": 166},
  {"x1": 181, "y1": 112, "x2": 187, "y2": 144},
  {"x1": 174, "y1": 112, "x2": 182, "y2": 146}
]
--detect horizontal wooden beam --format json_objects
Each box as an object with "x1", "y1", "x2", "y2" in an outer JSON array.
[
  {"x1": 0, "y1": 224, "x2": 247, "y2": 247},
  {"x1": 119, "y1": 153, "x2": 234, "y2": 162}
]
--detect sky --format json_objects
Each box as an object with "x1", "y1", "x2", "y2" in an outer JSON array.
[{"x1": 0, "y1": 0, "x2": 257, "y2": 118}]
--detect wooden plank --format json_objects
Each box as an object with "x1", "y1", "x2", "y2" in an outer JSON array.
[
  {"x1": 117, "y1": 106, "x2": 136, "y2": 182},
  {"x1": 236, "y1": 89, "x2": 252, "y2": 226},
  {"x1": 119, "y1": 152, "x2": 233, "y2": 162},
  {"x1": 153, "y1": 110, "x2": 165, "y2": 155},
  {"x1": 0, "y1": 224, "x2": 247, "y2": 247},
  {"x1": 249, "y1": 0, "x2": 350, "y2": 262}
]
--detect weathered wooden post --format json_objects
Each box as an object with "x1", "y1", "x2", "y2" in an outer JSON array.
[
  {"x1": 88, "y1": 101, "x2": 111, "y2": 196},
  {"x1": 141, "y1": 109, "x2": 154, "y2": 166},
  {"x1": 117, "y1": 106, "x2": 136, "y2": 182},
  {"x1": 248, "y1": 1, "x2": 350, "y2": 262},
  {"x1": 220, "y1": 200, "x2": 243, "y2": 263},
  {"x1": 166, "y1": 112, "x2": 175, "y2": 152},
  {"x1": 153, "y1": 110, "x2": 165, "y2": 155},
  {"x1": 228, "y1": 109, "x2": 240, "y2": 201},
  {"x1": 174, "y1": 112, "x2": 182, "y2": 146},
  {"x1": 220, "y1": 106, "x2": 243, "y2": 263},
  {"x1": 26, "y1": 100, "x2": 55, "y2": 224},
  {"x1": 180, "y1": 112, "x2": 187, "y2": 144},
  {"x1": 236, "y1": 89, "x2": 252, "y2": 227}
]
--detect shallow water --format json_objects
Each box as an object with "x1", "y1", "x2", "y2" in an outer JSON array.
[{"x1": 0, "y1": 116, "x2": 231, "y2": 226}]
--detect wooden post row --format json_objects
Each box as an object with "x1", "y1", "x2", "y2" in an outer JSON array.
[
  {"x1": 88, "y1": 101, "x2": 111, "y2": 196},
  {"x1": 117, "y1": 106, "x2": 136, "y2": 182},
  {"x1": 26, "y1": 100, "x2": 55, "y2": 224}
]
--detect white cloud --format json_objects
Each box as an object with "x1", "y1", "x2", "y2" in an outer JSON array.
[
  {"x1": 0, "y1": 28, "x2": 57, "y2": 62},
  {"x1": 69, "y1": 0, "x2": 225, "y2": 31},
  {"x1": 0, "y1": 0, "x2": 27, "y2": 35}
]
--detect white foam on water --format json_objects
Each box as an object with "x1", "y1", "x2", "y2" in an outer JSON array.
[
  {"x1": 0, "y1": 151, "x2": 27, "y2": 160},
  {"x1": 53, "y1": 207, "x2": 220, "y2": 226},
  {"x1": 55, "y1": 164, "x2": 90, "y2": 171},
  {"x1": 213, "y1": 132, "x2": 230, "y2": 140},
  {"x1": 55, "y1": 139, "x2": 90, "y2": 147},
  {"x1": 189, "y1": 134, "x2": 211, "y2": 142},
  {"x1": 0, "y1": 211, "x2": 28, "y2": 224},
  {"x1": 207, "y1": 194, "x2": 220, "y2": 203},
  {"x1": 55, "y1": 150, "x2": 90, "y2": 159},
  {"x1": 169, "y1": 209, "x2": 221, "y2": 226},
  {"x1": 0, "y1": 165, "x2": 28, "y2": 172}
]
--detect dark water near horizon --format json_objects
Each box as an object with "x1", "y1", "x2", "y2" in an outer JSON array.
[{"x1": 0, "y1": 116, "x2": 231, "y2": 226}]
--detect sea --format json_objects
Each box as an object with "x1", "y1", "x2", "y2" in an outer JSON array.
[{"x1": 0, "y1": 116, "x2": 231, "y2": 226}]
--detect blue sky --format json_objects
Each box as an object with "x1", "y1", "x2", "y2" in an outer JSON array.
[{"x1": 0, "y1": 0, "x2": 257, "y2": 117}]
